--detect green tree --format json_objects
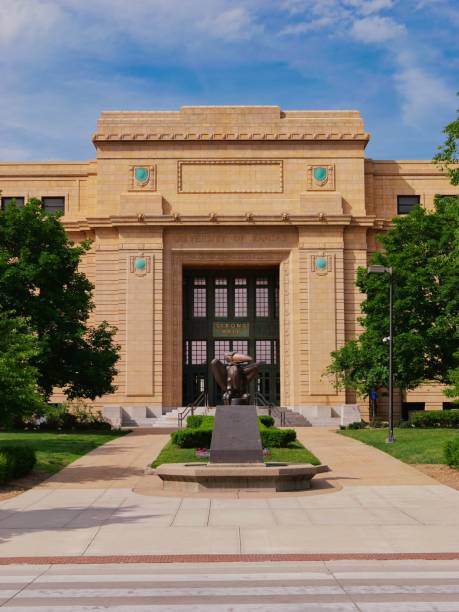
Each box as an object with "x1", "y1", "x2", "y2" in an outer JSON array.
[
  {"x1": 0, "y1": 313, "x2": 45, "y2": 424},
  {"x1": 0, "y1": 199, "x2": 120, "y2": 401},
  {"x1": 327, "y1": 194, "x2": 459, "y2": 398},
  {"x1": 434, "y1": 95, "x2": 459, "y2": 185}
]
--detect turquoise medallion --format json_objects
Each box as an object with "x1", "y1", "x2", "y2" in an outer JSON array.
[
  {"x1": 135, "y1": 167, "x2": 149, "y2": 183},
  {"x1": 315, "y1": 256, "x2": 327, "y2": 271},
  {"x1": 134, "y1": 257, "x2": 146, "y2": 271},
  {"x1": 313, "y1": 166, "x2": 328, "y2": 182}
]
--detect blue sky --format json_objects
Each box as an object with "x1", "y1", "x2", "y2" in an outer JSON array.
[{"x1": 0, "y1": 0, "x2": 457, "y2": 161}]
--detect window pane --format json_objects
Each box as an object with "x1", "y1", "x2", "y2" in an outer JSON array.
[
  {"x1": 256, "y1": 340, "x2": 272, "y2": 364},
  {"x1": 194, "y1": 277, "x2": 206, "y2": 286},
  {"x1": 214, "y1": 340, "x2": 230, "y2": 360},
  {"x1": 215, "y1": 287, "x2": 228, "y2": 317},
  {"x1": 397, "y1": 195, "x2": 420, "y2": 215},
  {"x1": 191, "y1": 341, "x2": 207, "y2": 364},
  {"x1": 42, "y1": 196, "x2": 65, "y2": 214},
  {"x1": 235, "y1": 277, "x2": 247, "y2": 285},
  {"x1": 193, "y1": 287, "x2": 206, "y2": 317},
  {"x1": 232, "y1": 340, "x2": 248, "y2": 354},
  {"x1": 256, "y1": 277, "x2": 268, "y2": 285},
  {"x1": 1, "y1": 197, "x2": 24, "y2": 209},
  {"x1": 215, "y1": 277, "x2": 227, "y2": 285},
  {"x1": 235, "y1": 287, "x2": 247, "y2": 317},
  {"x1": 256, "y1": 287, "x2": 269, "y2": 317}
]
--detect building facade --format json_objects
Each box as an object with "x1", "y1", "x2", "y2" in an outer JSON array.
[{"x1": 0, "y1": 106, "x2": 455, "y2": 420}]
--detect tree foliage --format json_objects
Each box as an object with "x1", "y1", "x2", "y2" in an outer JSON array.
[
  {"x1": 434, "y1": 95, "x2": 459, "y2": 185},
  {"x1": 327, "y1": 195, "x2": 459, "y2": 397},
  {"x1": 0, "y1": 199, "x2": 120, "y2": 401},
  {"x1": 0, "y1": 313, "x2": 45, "y2": 424}
]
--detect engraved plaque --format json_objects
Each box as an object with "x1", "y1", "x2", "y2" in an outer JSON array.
[{"x1": 178, "y1": 160, "x2": 283, "y2": 194}]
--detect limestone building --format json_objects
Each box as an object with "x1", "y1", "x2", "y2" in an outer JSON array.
[{"x1": 0, "y1": 106, "x2": 455, "y2": 421}]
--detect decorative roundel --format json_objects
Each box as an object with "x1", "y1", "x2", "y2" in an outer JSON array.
[
  {"x1": 134, "y1": 257, "x2": 146, "y2": 271},
  {"x1": 315, "y1": 256, "x2": 327, "y2": 271},
  {"x1": 134, "y1": 167, "x2": 149, "y2": 183},
  {"x1": 313, "y1": 166, "x2": 328, "y2": 182}
]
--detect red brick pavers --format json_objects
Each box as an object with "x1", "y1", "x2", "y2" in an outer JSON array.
[{"x1": 1, "y1": 553, "x2": 459, "y2": 565}]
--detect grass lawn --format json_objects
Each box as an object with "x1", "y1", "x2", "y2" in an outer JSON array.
[
  {"x1": 151, "y1": 439, "x2": 320, "y2": 468},
  {"x1": 339, "y1": 428, "x2": 459, "y2": 464},
  {"x1": 0, "y1": 431, "x2": 125, "y2": 475}
]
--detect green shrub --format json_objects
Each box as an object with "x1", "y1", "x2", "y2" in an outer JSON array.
[
  {"x1": 171, "y1": 428, "x2": 213, "y2": 448},
  {"x1": 35, "y1": 403, "x2": 112, "y2": 432},
  {"x1": 185, "y1": 415, "x2": 214, "y2": 429},
  {"x1": 186, "y1": 415, "x2": 204, "y2": 428},
  {"x1": 348, "y1": 421, "x2": 366, "y2": 430},
  {"x1": 411, "y1": 410, "x2": 459, "y2": 429},
  {"x1": 0, "y1": 446, "x2": 36, "y2": 484},
  {"x1": 340, "y1": 421, "x2": 366, "y2": 431},
  {"x1": 260, "y1": 428, "x2": 296, "y2": 448},
  {"x1": 258, "y1": 415, "x2": 275, "y2": 428},
  {"x1": 444, "y1": 437, "x2": 459, "y2": 467}
]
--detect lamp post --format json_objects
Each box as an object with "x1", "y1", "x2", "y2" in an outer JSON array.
[{"x1": 368, "y1": 265, "x2": 395, "y2": 444}]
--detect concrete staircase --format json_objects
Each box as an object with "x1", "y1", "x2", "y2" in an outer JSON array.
[
  {"x1": 288, "y1": 405, "x2": 362, "y2": 428},
  {"x1": 103, "y1": 404, "x2": 361, "y2": 429},
  {"x1": 102, "y1": 405, "x2": 209, "y2": 429}
]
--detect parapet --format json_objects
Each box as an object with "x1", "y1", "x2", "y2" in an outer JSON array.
[{"x1": 93, "y1": 106, "x2": 369, "y2": 144}]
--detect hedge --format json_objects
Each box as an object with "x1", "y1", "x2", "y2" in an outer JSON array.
[
  {"x1": 260, "y1": 428, "x2": 296, "y2": 448},
  {"x1": 171, "y1": 428, "x2": 213, "y2": 448},
  {"x1": 186, "y1": 414, "x2": 275, "y2": 429},
  {"x1": 258, "y1": 415, "x2": 275, "y2": 428},
  {"x1": 411, "y1": 410, "x2": 459, "y2": 428},
  {"x1": 0, "y1": 446, "x2": 37, "y2": 484},
  {"x1": 444, "y1": 438, "x2": 459, "y2": 467},
  {"x1": 172, "y1": 414, "x2": 296, "y2": 448}
]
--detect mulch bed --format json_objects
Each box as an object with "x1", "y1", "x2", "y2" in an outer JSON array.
[
  {"x1": 0, "y1": 471, "x2": 50, "y2": 502},
  {"x1": 414, "y1": 464, "x2": 459, "y2": 490}
]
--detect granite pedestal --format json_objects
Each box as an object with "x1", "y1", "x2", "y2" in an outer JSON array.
[{"x1": 210, "y1": 405, "x2": 263, "y2": 464}]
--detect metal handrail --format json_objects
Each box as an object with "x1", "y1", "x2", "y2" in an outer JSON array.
[
  {"x1": 254, "y1": 393, "x2": 286, "y2": 426},
  {"x1": 178, "y1": 392, "x2": 208, "y2": 428}
]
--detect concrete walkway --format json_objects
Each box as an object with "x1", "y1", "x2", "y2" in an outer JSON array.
[{"x1": 1, "y1": 429, "x2": 459, "y2": 558}]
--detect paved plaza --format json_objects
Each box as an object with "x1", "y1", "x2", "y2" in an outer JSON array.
[{"x1": 1, "y1": 429, "x2": 459, "y2": 558}]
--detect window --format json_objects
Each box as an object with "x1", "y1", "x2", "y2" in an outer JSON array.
[
  {"x1": 232, "y1": 340, "x2": 248, "y2": 354},
  {"x1": 234, "y1": 277, "x2": 247, "y2": 317},
  {"x1": 193, "y1": 277, "x2": 206, "y2": 317},
  {"x1": 191, "y1": 340, "x2": 207, "y2": 365},
  {"x1": 214, "y1": 278, "x2": 228, "y2": 317},
  {"x1": 214, "y1": 341, "x2": 230, "y2": 360},
  {"x1": 256, "y1": 340, "x2": 272, "y2": 364},
  {"x1": 256, "y1": 278, "x2": 269, "y2": 317},
  {"x1": 1, "y1": 196, "x2": 24, "y2": 210},
  {"x1": 443, "y1": 402, "x2": 458, "y2": 410},
  {"x1": 42, "y1": 196, "x2": 65, "y2": 215},
  {"x1": 401, "y1": 401, "x2": 425, "y2": 421},
  {"x1": 397, "y1": 195, "x2": 420, "y2": 215}
]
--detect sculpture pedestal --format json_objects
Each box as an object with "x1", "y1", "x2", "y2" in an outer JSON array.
[{"x1": 210, "y1": 405, "x2": 263, "y2": 464}]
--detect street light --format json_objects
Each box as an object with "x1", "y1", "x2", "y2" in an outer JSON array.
[{"x1": 368, "y1": 265, "x2": 395, "y2": 444}]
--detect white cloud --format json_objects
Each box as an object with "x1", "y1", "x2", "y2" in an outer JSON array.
[
  {"x1": 394, "y1": 58, "x2": 456, "y2": 126},
  {"x1": 351, "y1": 15, "x2": 405, "y2": 43},
  {"x1": 0, "y1": 0, "x2": 62, "y2": 51},
  {"x1": 201, "y1": 7, "x2": 258, "y2": 41},
  {"x1": 279, "y1": 17, "x2": 334, "y2": 36},
  {"x1": 344, "y1": 0, "x2": 394, "y2": 15}
]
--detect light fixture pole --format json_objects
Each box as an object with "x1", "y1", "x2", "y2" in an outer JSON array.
[{"x1": 368, "y1": 265, "x2": 395, "y2": 443}]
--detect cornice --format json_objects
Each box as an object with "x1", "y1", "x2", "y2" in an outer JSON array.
[
  {"x1": 61, "y1": 214, "x2": 395, "y2": 232},
  {"x1": 92, "y1": 131, "x2": 370, "y2": 143}
]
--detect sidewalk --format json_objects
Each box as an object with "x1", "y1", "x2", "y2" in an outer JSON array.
[{"x1": 1, "y1": 428, "x2": 459, "y2": 559}]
